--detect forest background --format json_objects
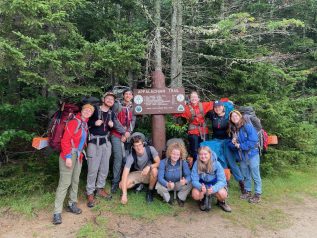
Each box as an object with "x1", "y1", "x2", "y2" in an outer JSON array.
[{"x1": 0, "y1": 0, "x2": 316, "y2": 198}]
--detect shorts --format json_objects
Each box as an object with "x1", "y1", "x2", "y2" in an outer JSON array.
[{"x1": 127, "y1": 171, "x2": 150, "y2": 186}]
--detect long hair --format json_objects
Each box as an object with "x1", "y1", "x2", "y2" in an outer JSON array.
[
  {"x1": 228, "y1": 110, "x2": 246, "y2": 137},
  {"x1": 166, "y1": 142, "x2": 187, "y2": 161},
  {"x1": 197, "y1": 146, "x2": 213, "y2": 174}
]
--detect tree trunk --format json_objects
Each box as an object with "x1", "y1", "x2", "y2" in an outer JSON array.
[
  {"x1": 152, "y1": 0, "x2": 165, "y2": 158},
  {"x1": 170, "y1": 0, "x2": 183, "y2": 87}
]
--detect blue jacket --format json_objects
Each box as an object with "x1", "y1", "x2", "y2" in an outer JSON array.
[
  {"x1": 228, "y1": 123, "x2": 259, "y2": 160},
  {"x1": 191, "y1": 151, "x2": 227, "y2": 193},
  {"x1": 158, "y1": 159, "x2": 191, "y2": 187}
]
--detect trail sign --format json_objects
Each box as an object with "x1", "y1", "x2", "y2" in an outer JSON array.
[{"x1": 133, "y1": 87, "x2": 185, "y2": 115}]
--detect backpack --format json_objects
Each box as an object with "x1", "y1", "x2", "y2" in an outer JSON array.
[
  {"x1": 48, "y1": 103, "x2": 80, "y2": 151},
  {"x1": 238, "y1": 106, "x2": 266, "y2": 155}
]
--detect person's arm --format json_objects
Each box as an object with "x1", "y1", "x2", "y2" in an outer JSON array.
[
  {"x1": 191, "y1": 162, "x2": 202, "y2": 190},
  {"x1": 112, "y1": 112, "x2": 126, "y2": 134},
  {"x1": 120, "y1": 167, "x2": 130, "y2": 205},
  {"x1": 211, "y1": 161, "x2": 227, "y2": 193},
  {"x1": 158, "y1": 159, "x2": 168, "y2": 187},
  {"x1": 182, "y1": 160, "x2": 191, "y2": 184},
  {"x1": 239, "y1": 124, "x2": 258, "y2": 151}
]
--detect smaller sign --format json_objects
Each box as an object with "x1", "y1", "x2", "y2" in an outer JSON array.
[{"x1": 133, "y1": 87, "x2": 185, "y2": 115}]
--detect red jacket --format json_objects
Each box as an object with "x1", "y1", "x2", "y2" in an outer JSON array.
[
  {"x1": 176, "y1": 101, "x2": 213, "y2": 136},
  {"x1": 60, "y1": 113, "x2": 89, "y2": 162}
]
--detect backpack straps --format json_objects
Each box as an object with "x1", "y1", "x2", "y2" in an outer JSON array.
[{"x1": 132, "y1": 145, "x2": 153, "y2": 170}]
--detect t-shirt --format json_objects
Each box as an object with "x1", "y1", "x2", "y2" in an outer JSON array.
[{"x1": 125, "y1": 146, "x2": 158, "y2": 171}]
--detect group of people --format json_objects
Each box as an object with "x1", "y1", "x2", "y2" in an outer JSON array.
[{"x1": 52, "y1": 89, "x2": 262, "y2": 225}]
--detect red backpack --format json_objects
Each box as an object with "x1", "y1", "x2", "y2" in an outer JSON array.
[{"x1": 48, "y1": 103, "x2": 80, "y2": 151}]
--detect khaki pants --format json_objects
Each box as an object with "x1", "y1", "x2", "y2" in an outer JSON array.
[
  {"x1": 156, "y1": 182, "x2": 192, "y2": 202},
  {"x1": 86, "y1": 140, "x2": 112, "y2": 195},
  {"x1": 54, "y1": 153, "x2": 82, "y2": 214},
  {"x1": 127, "y1": 171, "x2": 150, "y2": 186}
]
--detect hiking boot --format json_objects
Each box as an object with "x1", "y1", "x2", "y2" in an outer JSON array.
[
  {"x1": 217, "y1": 200, "x2": 232, "y2": 213},
  {"x1": 146, "y1": 189, "x2": 154, "y2": 203},
  {"x1": 134, "y1": 183, "x2": 144, "y2": 193},
  {"x1": 67, "y1": 202, "x2": 82, "y2": 214},
  {"x1": 52, "y1": 213, "x2": 62, "y2": 225},
  {"x1": 167, "y1": 196, "x2": 174, "y2": 205},
  {"x1": 206, "y1": 195, "x2": 212, "y2": 211},
  {"x1": 248, "y1": 193, "x2": 261, "y2": 204},
  {"x1": 87, "y1": 194, "x2": 95, "y2": 208},
  {"x1": 96, "y1": 188, "x2": 112, "y2": 200},
  {"x1": 200, "y1": 195, "x2": 211, "y2": 212},
  {"x1": 111, "y1": 183, "x2": 119, "y2": 194},
  {"x1": 177, "y1": 197, "x2": 185, "y2": 207},
  {"x1": 239, "y1": 181, "x2": 245, "y2": 194},
  {"x1": 240, "y1": 191, "x2": 252, "y2": 200}
]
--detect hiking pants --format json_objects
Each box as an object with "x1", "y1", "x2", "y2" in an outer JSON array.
[
  {"x1": 240, "y1": 153, "x2": 262, "y2": 194},
  {"x1": 188, "y1": 134, "x2": 203, "y2": 161},
  {"x1": 224, "y1": 140, "x2": 243, "y2": 182},
  {"x1": 54, "y1": 153, "x2": 82, "y2": 214},
  {"x1": 111, "y1": 135, "x2": 125, "y2": 185},
  {"x1": 156, "y1": 182, "x2": 192, "y2": 202},
  {"x1": 86, "y1": 139, "x2": 112, "y2": 195}
]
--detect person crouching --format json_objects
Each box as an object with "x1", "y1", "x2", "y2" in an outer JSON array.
[
  {"x1": 156, "y1": 142, "x2": 192, "y2": 207},
  {"x1": 191, "y1": 146, "x2": 231, "y2": 212}
]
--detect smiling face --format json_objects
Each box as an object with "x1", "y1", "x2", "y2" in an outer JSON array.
[
  {"x1": 133, "y1": 141, "x2": 145, "y2": 155},
  {"x1": 230, "y1": 111, "x2": 242, "y2": 125},
  {"x1": 190, "y1": 92, "x2": 200, "y2": 105},
  {"x1": 103, "y1": 95, "x2": 115, "y2": 107},
  {"x1": 214, "y1": 105, "x2": 225, "y2": 116},
  {"x1": 123, "y1": 90, "x2": 133, "y2": 103},
  {"x1": 170, "y1": 148, "x2": 181, "y2": 163},
  {"x1": 81, "y1": 107, "x2": 94, "y2": 120},
  {"x1": 198, "y1": 148, "x2": 211, "y2": 164}
]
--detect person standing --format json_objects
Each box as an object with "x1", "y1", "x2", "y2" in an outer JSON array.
[
  {"x1": 86, "y1": 92, "x2": 125, "y2": 208},
  {"x1": 52, "y1": 104, "x2": 94, "y2": 225},
  {"x1": 175, "y1": 91, "x2": 213, "y2": 162},
  {"x1": 228, "y1": 110, "x2": 262, "y2": 203},
  {"x1": 110, "y1": 88, "x2": 136, "y2": 193}
]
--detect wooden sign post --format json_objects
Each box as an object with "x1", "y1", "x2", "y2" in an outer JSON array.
[{"x1": 133, "y1": 71, "x2": 185, "y2": 157}]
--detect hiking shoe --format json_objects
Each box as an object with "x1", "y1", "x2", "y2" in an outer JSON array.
[
  {"x1": 177, "y1": 197, "x2": 185, "y2": 207},
  {"x1": 52, "y1": 213, "x2": 62, "y2": 225},
  {"x1": 146, "y1": 190, "x2": 154, "y2": 203},
  {"x1": 206, "y1": 195, "x2": 212, "y2": 211},
  {"x1": 248, "y1": 193, "x2": 261, "y2": 204},
  {"x1": 217, "y1": 200, "x2": 232, "y2": 212},
  {"x1": 134, "y1": 183, "x2": 144, "y2": 193},
  {"x1": 96, "y1": 188, "x2": 112, "y2": 200},
  {"x1": 239, "y1": 181, "x2": 245, "y2": 194},
  {"x1": 240, "y1": 191, "x2": 252, "y2": 200},
  {"x1": 87, "y1": 194, "x2": 95, "y2": 208},
  {"x1": 167, "y1": 196, "x2": 174, "y2": 205},
  {"x1": 111, "y1": 183, "x2": 119, "y2": 194},
  {"x1": 67, "y1": 202, "x2": 82, "y2": 214},
  {"x1": 199, "y1": 195, "x2": 211, "y2": 212}
]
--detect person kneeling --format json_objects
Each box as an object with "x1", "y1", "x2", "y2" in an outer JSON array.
[
  {"x1": 156, "y1": 142, "x2": 192, "y2": 207},
  {"x1": 119, "y1": 135, "x2": 160, "y2": 204},
  {"x1": 191, "y1": 146, "x2": 231, "y2": 212}
]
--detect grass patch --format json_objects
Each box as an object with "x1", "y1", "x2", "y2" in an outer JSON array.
[
  {"x1": 0, "y1": 192, "x2": 55, "y2": 218},
  {"x1": 223, "y1": 166, "x2": 317, "y2": 232},
  {"x1": 93, "y1": 187, "x2": 181, "y2": 220},
  {"x1": 77, "y1": 216, "x2": 116, "y2": 238}
]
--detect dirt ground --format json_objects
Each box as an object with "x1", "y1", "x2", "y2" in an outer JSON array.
[{"x1": 1, "y1": 196, "x2": 317, "y2": 238}]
